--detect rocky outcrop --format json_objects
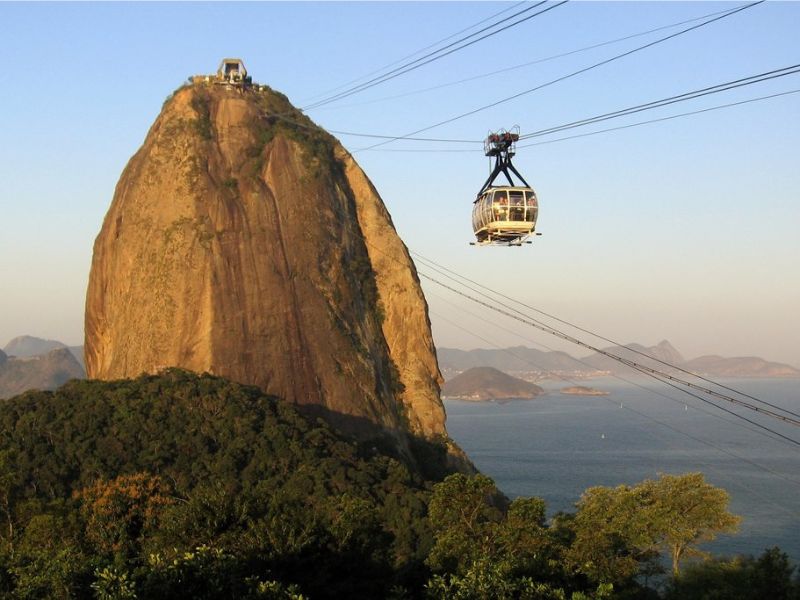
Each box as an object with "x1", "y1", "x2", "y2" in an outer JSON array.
[
  {"x1": 85, "y1": 82, "x2": 447, "y2": 449},
  {"x1": 560, "y1": 386, "x2": 609, "y2": 396}
]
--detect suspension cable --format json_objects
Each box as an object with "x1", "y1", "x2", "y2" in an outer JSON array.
[
  {"x1": 354, "y1": 1, "x2": 764, "y2": 152},
  {"x1": 413, "y1": 251, "x2": 800, "y2": 421},
  {"x1": 303, "y1": 1, "x2": 565, "y2": 111}
]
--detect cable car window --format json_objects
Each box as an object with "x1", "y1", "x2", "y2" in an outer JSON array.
[
  {"x1": 510, "y1": 191, "x2": 524, "y2": 221},
  {"x1": 525, "y1": 191, "x2": 537, "y2": 222},
  {"x1": 493, "y1": 190, "x2": 508, "y2": 221}
]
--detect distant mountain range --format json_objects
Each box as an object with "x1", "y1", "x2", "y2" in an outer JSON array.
[
  {"x1": 442, "y1": 367, "x2": 543, "y2": 401},
  {"x1": 2, "y1": 336, "x2": 795, "y2": 401},
  {"x1": 0, "y1": 347, "x2": 85, "y2": 399},
  {"x1": 438, "y1": 340, "x2": 800, "y2": 380},
  {"x1": 3, "y1": 335, "x2": 84, "y2": 368}
]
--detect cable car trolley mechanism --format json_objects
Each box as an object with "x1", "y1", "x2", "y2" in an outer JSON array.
[{"x1": 471, "y1": 127, "x2": 539, "y2": 246}]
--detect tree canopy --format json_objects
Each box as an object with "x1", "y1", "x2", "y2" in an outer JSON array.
[{"x1": 0, "y1": 371, "x2": 790, "y2": 599}]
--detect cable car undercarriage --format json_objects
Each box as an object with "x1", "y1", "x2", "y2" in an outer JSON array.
[{"x1": 471, "y1": 127, "x2": 539, "y2": 246}]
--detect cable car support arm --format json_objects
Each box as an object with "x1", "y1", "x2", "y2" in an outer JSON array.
[{"x1": 476, "y1": 129, "x2": 531, "y2": 198}]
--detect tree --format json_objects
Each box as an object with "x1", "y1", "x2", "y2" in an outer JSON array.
[
  {"x1": 78, "y1": 472, "x2": 176, "y2": 558},
  {"x1": 665, "y1": 547, "x2": 798, "y2": 600},
  {"x1": 10, "y1": 512, "x2": 91, "y2": 599},
  {"x1": 426, "y1": 473, "x2": 504, "y2": 574},
  {"x1": 0, "y1": 451, "x2": 18, "y2": 554},
  {"x1": 426, "y1": 475, "x2": 572, "y2": 599},
  {"x1": 569, "y1": 473, "x2": 740, "y2": 585},
  {"x1": 569, "y1": 483, "x2": 659, "y2": 586},
  {"x1": 642, "y1": 472, "x2": 740, "y2": 575}
]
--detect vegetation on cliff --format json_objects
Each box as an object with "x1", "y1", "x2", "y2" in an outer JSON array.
[{"x1": 0, "y1": 372, "x2": 795, "y2": 599}]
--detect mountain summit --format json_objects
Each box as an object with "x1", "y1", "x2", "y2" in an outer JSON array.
[{"x1": 85, "y1": 70, "x2": 446, "y2": 451}]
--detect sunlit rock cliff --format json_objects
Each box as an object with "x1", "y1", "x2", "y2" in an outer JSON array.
[{"x1": 85, "y1": 76, "x2": 449, "y2": 456}]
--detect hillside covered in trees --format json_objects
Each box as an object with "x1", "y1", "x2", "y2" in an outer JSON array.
[{"x1": 0, "y1": 371, "x2": 796, "y2": 599}]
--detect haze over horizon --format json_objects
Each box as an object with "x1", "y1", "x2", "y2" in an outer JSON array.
[{"x1": 1, "y1": 2, "x2": 798, "y2": 367}]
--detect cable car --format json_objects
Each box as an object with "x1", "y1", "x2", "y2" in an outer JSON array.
[{"x1": 472, "y1": 127, "x2": 539, "y2": 246}]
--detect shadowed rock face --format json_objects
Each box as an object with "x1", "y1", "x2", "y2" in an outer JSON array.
[{"x1": 85, "y1": 83, "x2": 446, "y2": 443}]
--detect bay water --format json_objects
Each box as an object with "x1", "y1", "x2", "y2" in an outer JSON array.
[{"x1": 444, "y1": 378, "x2": 800, "y2": 563}]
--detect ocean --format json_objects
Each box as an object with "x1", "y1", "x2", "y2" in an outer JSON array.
[{"x1": 444, "y1": 377, "x2": 800, "y2": 563}]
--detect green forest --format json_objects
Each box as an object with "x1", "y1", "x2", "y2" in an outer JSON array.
[{"x1": 0, "y1": 370, "x2": 796, "y2": 599}]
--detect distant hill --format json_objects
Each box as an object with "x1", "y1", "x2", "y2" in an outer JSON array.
[
  {"x1": 579, "y1": 340, "x2": 685, "y2": 373},
  {"x1": 3, "y1": 335, "x2": 84, "y2": 367},
  {"x1": 442, "y1": 367, "x2": 543, "y2": 401},
  {"x1": 682, "y1": 355, "x2": 800, "y2": 378},
  {"x1": 4, "y1": 335, "x2": 67, "y2": 357},
  {"x1": 439, "y1": 340, "x2": 799, "y2": 379},
  {"x1": 0, "y1": 347, "x2": 85, "y2": 399},
  {"x1": 438, "y1": 346, "x2": 587, "y2": 374}
]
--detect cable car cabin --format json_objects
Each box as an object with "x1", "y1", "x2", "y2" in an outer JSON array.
[
  {"x1": 472, "y1": 128, "x2": 539, "y2": 246},
  {"x1": 473, "y1": 187, "x2": 538, "y2": 245}
]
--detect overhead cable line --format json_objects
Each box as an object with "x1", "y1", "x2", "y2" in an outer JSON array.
[
  {"x1": 354, "y1": 0, "x2": 764, "y2": 152},
  {"x1": 413, "y1": 268, "x2": 800, "y2": 443},
  {"x1": 300, "y1": 1, "x2": 530, "y2": 104},
  {"x1": 320, "y1": 65, "x2": 800, "y2": 147},
  {"x1": 413, "y1": 251, "x2": 800, "y2": 421},
  {"x1": 302, "y1": 1, "x2": 567, "y2": 111},
  {"x1": 302, "y1": 1, "x2": 551, "y2": 110},
  {"x1": 517, "y1": 88, "x2": 800, "y2": 148},
  {"x1": 412, "y1": 258, "x2": 800, "y2": 432},
  {"x1": 424, "y1": 269, "x2": 800, "y2": 435},
  {"x1": 309, "y1": 5, "x2": 740, "y2": 112},
  {"x1": 429, "y1": 301, "x2": 800, "y2": 491},
  {"x1": 519, "y1": 64, "x2": 800, "y2": 140},
  {"x1": 429, "y1": 290, "x2": 800, "y2": 450},
  {"x1": 418, "y1": 261, "x2": 800, "y2": 447},
  {"x1": 359, "y1": 88, "x2": 800, "y2": 152}
]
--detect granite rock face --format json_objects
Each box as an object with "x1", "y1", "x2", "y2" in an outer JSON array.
[{"x1": 85, "y1": 83, "x2": 446, "y2": 445}]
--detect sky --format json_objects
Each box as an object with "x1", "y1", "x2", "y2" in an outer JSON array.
[{"x1": 0, "y1": 1, "x2": 798, "y2": 367}]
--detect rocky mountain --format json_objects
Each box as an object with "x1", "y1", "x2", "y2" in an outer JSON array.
[
  {"x1": 0, "y1": 347, "x2": 85, "y2": 399},
  {"x1": 442, "y1": 367, "x2": 543, "y2": 401},
  {"x1": 579, "y1": 340, "x2": 685, "y2": 373},
  {"x1": 682, "y1": 355, "x2": 799, "y2": 378},
  {"x1": 438, "y1": 346, "x2": 583, "y2": 376},
  {"x1": 440, "y1": 340, "x2": 799, "y2": 379},
  {"x1": 4, "y1": 335, "x2": 67, "y2": 357},
  {"x1": 3, "y1": 335, "x2": 84, "y2": 368},
  {"x1": 84, "y1": 74, "x2": 448, "y2": 459}
]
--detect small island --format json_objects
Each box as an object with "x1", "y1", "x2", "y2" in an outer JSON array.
[
  {"x1": 442, "y1": 366, "x2": 543, "y2": 401},
  {"x1": 560, "y1": 385, "x2": 609, "y2": 396}
]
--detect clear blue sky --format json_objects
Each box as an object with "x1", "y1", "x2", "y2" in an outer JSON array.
[{"x1": 1, "y1": 1, "x2": 798, "y2": 366}]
